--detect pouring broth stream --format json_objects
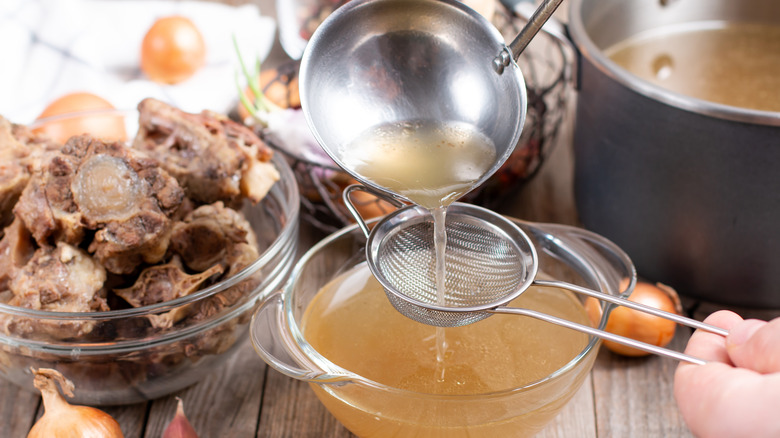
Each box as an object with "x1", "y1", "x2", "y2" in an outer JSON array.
[
  {"x1": 344, "y1": 119, "x2": 498, "y2": 381},
  {"x1": 300, "y1": 115, "x2": 597, "y2": 435}
]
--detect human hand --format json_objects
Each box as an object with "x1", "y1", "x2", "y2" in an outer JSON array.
[{"x1": 674, "y1": 310, "x2": 780, "y2": 438}]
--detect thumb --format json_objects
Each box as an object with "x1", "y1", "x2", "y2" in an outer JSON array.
[{"x1": 727, "y1": 318, "x2": 780, "y2": 374}]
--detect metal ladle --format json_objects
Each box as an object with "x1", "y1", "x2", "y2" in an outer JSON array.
[{"x1": 299, "y1": 0, "x2": 563, "y2": 202}]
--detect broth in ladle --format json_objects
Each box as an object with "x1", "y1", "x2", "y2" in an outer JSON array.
[{"x1": 343, "y1": 120, "x2": 497, "y2": 209}]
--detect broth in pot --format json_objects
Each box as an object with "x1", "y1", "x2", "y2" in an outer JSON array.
[{"x1": 606, "y1": 23, "x2": 780, "y2": 112}]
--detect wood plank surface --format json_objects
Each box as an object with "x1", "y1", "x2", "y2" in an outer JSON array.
[
  {"x1": 592, "y1": 331, "x2": 694, "y2": 438},
  {"x1": 0, "y1": 381, "x2": 39, "y2": 438},
  {"x1": 259, "y1": 371, "x2": 355, "y2": 438},
  {"x1": 0, "y1": 1, "x2": 760, "y2": 438},
  {"x1": 141, "y1": 338, "x2": 268, "y2": 438},
  {"x1": 536, "y1": 374, "x2": 597, "y2": 438}
]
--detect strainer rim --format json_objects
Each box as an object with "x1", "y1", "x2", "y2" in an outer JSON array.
[{"x1": 365, "y1": 202, "x2": 540, "y2": 315}]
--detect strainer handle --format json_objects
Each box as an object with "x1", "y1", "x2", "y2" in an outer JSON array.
[
  {"x1": 343, "y1": 184, "x2": 406, "y2": 237},
  {"x1": 534, "y1": 279, "x2": 730, "y2": 337},
  {"x1": 489, "y1": 306, "x2": 709, "y2": 365}
]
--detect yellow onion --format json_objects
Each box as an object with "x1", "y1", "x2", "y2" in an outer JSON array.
[
  {"x1": 586, "y1": 280, "x2": 682, "y2": 357},
  {"x1": 141, "y1": 16, "x2": 206, "y2": 84},
  {"x1": 27, "y1": 368, "x2": 123, "y2": 438}
]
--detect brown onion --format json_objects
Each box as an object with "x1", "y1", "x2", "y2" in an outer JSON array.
[
  {"x1": 586, "y1": 280, "x2": 682, "y2": 357},
  {"x1": 34, "y1": 92, "x2": 127, "y2": 144},
  {"x1": 27, "y1": 368, "x2": 123, "y2": 438},
  {"x1": 141, "y1": 16, "x2": 206, "y2": 84}
]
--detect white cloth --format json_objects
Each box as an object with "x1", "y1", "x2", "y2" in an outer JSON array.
[{"x1": 0, "y1": 0, "x2": 276, "y2": 124}]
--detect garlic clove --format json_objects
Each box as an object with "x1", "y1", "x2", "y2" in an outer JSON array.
[
  {"x1": 27, "y1": 368, "x2": 124, "y2": 438},
  {"x1": 162, "y1": 397, "x2": 199, "y2": 438}
]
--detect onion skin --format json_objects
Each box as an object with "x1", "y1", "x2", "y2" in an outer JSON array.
[
  {"x1": 587, "y1": 281, "x2": 682, "y2": 357},
  {"x1": 141, "y1": 16, "x2": 205, "y2": 84},
  {"x1": 28, "y1": 404, "x2": 124, "y2": 438},
  {"x1": 34, "y1": 92, "x2": 126, "y2": 144},
  {"x1": 28, "y1": 368, "x2": 124, "y2": 438}
]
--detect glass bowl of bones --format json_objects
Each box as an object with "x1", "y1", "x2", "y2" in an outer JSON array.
[{"x1": 0, "y1": 98, "x2": 299, "y2": 405}]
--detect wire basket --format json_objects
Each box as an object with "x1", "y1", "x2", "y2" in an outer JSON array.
[{"x1": 258, "y1": 2, "x2": 572, "y2": 234}]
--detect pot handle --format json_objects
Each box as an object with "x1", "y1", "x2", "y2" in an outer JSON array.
[{"x1": 250, "y1": 292, "x2": 353, "y2": 383}]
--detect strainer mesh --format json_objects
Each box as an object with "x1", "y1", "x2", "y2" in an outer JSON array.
[{"x1": 374, "y1": 216, "x2": 530, "y2": 327}]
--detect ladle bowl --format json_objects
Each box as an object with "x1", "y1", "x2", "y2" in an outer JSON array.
[{"x1": 299, "y1": 0, "x2": 528, "y2": 201}]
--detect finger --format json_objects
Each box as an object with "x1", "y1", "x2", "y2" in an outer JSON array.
[
  {"x1": 674, "y1": 312, "x2": 780, "y2": 438},
  {"x1": 728, "y1": 317, "x2": 780, "y2": 374},
  {"x1": 674, "y1": 363, "x2": 780, "y2": 438},
  {"x1": 674, "y1": 311, "x2": 742, "y2": 404},
  {"x1": 682, "y1": 310, "x2": 743, "y2": 364}
]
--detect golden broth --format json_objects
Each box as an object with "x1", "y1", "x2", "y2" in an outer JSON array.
[
  {"x1": 606, "y1": 23, "x2": 780, "y2": 112},
  {"x1": 342, "y1": 121, "x2": 496, "y2": 209},
  {"x1": 302, "y1": 262, "x2": 593, "y2": 437}
]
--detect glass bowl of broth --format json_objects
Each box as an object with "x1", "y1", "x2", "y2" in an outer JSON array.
[{"x1": 251, "y1": 214, "x2": 633, "y2": 437}]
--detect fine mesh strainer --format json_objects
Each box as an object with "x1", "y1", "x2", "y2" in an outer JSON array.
[{"x1": 345, "y1": 187, "x2": 728, "y2": 365}]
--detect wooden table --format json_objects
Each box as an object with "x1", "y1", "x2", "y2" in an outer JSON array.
[
  {"x1": 3, "y1": 0, "x2": 767, "y2": 436},
  {"x1": 0, "y1": 85, "x2": 699, "y2": 438}
]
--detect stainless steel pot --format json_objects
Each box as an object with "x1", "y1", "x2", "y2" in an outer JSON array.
[{"x1": 567, "y1": 0, "x2": 780, "y2": 308}]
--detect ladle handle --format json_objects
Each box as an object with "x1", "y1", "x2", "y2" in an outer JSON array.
[
  {"x1": 534, "y1": 279, "x2": 730, "y2": 337},
  {"x1": 488, "y1": 306, "x2": 710, "y2": 365},
  {"x1": 494, "y1": 0, "x2": 565, "y2": 72}
]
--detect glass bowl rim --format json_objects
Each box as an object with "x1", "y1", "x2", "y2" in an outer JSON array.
[{"x1": 277, "y1": 218, "x2": 607, "y2": 401}]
